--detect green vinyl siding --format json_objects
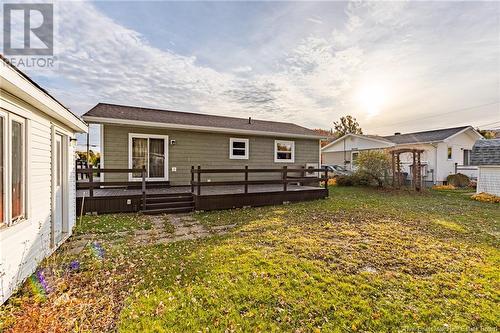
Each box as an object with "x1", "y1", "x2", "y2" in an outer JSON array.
[{"x1": 103, "y1": 124, "x2": 320, "y2": 185}]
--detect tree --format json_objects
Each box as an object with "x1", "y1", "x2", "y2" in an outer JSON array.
[
  {"x1": 313, "y1": 128, "x2": 336, "y2": 147},
  {"x1": 76, "y1": 150, "x2": 100, "y2": 166},
  {"x1": 355, "y1": 150, "x2": 391, "y2": 187},
  {"x1": 477, "y1": 128, "x2": 496, "y2": 139},
  {"x1": 333, "y1": 115, "x2": 363, "y2": 137}
]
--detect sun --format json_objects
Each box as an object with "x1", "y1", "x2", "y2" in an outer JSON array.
[{"x1": 357, "y1": 85, "x2": 386, "y2": 117}]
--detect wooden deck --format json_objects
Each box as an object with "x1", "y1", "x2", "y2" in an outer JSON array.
[
  {"x1": 76, "y1": 166, "x2": 329, "y2": 214},
  {"x1": 77, "y1": 184, "x2": 321, "y2": 198}
]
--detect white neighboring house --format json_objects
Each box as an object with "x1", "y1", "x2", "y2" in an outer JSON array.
[
  {"x1": 321, "y1": 126, "x2": 483, "y2": 185},
  {"x1": 0, "y1": 57, "x2": 88, "y2": 304},
  {"x1": 471, "y1": 139, "x2": 500, "y2": 196}
]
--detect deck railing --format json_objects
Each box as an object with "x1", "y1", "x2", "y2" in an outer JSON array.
[
  {"x1": 190, "y1": 166, "x2": 329, "y2": 196},
  {"x1": 76, "y1": 166, "x2": 150, "y2": 209}
]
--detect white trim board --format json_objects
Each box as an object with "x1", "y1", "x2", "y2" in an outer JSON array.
[
  {"x1": 83, "y1": 116, "x2": 324, "y2": 140},
  {"x1": 1, "y1": 61, "x2": 87, "y2": 132}
]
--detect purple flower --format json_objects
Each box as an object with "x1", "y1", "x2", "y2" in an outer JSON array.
[
  {"x1": 69, "y1": 260, "x2": 80, "y2": 271},
  {"x1": 36, "y1": 269, "x2": 50, "y2": 294}
]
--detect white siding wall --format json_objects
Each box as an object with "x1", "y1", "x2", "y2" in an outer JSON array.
[
  {"x1": 477, "y1": 166, "x2": 500, "y2": 196},
  {"x1": 0, "y1": 93, "x2": 78, "y2": 304},
  {"x1": 436, "y1": 131, "x2": 479, "y2": 182}
]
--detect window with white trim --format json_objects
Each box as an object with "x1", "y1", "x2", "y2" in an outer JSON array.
[
  {"x1": 447, "y1": 147, "x2": 452, "y2": 160},
  {"x1": 129, "y1": 134, "x2": 168, "y2": 180},
  {"x1": 229, "y1": 138, "x2": 249, "y2": 159},
  {"x1": 0, "y1": 114, "x2": 4, "y2": 226},
  {"x1": 274, "y1": 140, "x2": 295, "y2": 163},
  {"x1": 0, "y1": 111, "x2": 26, "y2": 227}
]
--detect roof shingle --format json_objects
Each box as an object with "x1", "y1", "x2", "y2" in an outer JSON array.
[
  {"x1": 471, "y1": 139, "x2": 500, "y2": 166},
  {"x1": 83, "y1": 103, "x2": 321, "y2": 138},
  {"x1": 382, "y1": 126, "x2": 470, "y2": 144}
]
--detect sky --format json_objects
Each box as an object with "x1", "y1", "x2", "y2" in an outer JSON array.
[{"x1": 2, "y1": 1, "x2": 500, "y2": 148}]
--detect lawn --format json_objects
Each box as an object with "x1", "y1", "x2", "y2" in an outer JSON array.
[{"x1": 1, "y1": 187, "x2": 498, "y2": 332}]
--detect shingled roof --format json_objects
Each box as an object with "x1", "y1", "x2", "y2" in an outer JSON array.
[
  {"x1": 471, "y1": 139, "x2": 500, "y2": 166},
  {"x1": 383, "y1": 126, "x2": 471, "y2": 144},
  {"x1": 83, "y1": 103, "x2": 322, "y2": 138}
]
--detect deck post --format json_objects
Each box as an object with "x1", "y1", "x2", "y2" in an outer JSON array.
[
  {"x1": 244, "y1": 165, "x2": 248, "y2": 194},
  {"x1": 141, "y1": 165, "x2": 146, "y2": 210},
  {"x1": 412, "y1": 151, "x2": 416, "y2": 190},
  {"x1": 197, "y1": 165, "x2": 201, "y2": 196},
  {"x1": 283, "y1": 166, "x2": 288, "y2": 192},
  {"x1": 324, "y1": 166, "x2": 328, "y2": 189},
  {"x1": 191, "y1": 166, "x2": 195, "y2": 193},
  {"x1": 89, "y1": 164, "x2": 94, "y2": 198}
]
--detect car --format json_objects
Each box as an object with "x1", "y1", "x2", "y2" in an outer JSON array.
[{"x1": 322, "y1": 164, "x2": 353, "y2": 177}]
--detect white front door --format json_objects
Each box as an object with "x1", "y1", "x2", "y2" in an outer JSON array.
[{"x1": 53, "y1": 133, "x2": 64, "y2": 244}]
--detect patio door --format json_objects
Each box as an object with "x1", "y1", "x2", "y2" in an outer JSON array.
[{"x1": 53, "y1": 133, "x2": 66, "y2": 245}]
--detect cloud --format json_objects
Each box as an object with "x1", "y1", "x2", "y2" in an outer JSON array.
[
  {"x1": 307, "y1": 17, "x2": 323, "y2": 25},
  {"x1": 10, "y1": 1, "x2": 500, "y2": 135}
]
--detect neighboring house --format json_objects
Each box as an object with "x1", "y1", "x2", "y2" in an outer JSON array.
[
  {"x1": 0, "y1": 57, "x2": 88, "y2": 303},
  {"x1": 471, "y1": 139, "x2": 500, "y2": 196},
  {"x1": 82, "y1": 103, "x2": 323, "y2": 185},
  {"x1": 321, "y1": 126, "x2": 483, "y2": 185}
]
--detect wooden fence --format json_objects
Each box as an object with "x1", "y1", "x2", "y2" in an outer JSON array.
[
  {"x1": 190, "y1": 165, "x2": 329, "y2": 196},
  {"x1": 76, "y1": 167, "x2": 149, "y2": 209}
]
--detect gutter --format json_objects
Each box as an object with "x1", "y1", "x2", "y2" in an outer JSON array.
[{"x1": 83, "y1": 116, "x2": 325, "y2": 140}]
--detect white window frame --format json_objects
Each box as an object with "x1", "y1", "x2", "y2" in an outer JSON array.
[
  {"x1": 0, "y1": 111, "x2": 28, "y2": 227},
  {"x1": 447, "y1": 147, "x2": 453, "y2": 160},
  {"x1": 0, "y1": 111, "x2": 6, "y2": 227},
  {"x1": 128, "y1": 133, "x2": 169, "y2": 181},
  {"x1": 229, "y1": 138, "x2": 249, "y2": 160},
  {"x1": 274, "y1": 140, "x2": 295, "y2": 163}
]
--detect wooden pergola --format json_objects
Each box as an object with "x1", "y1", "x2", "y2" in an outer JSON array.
[{"x1": 389, "y1": 148, "x2": 425, "y2": 191}]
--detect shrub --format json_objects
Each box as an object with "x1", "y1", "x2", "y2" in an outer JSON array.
[
  {"x1": 471, "y1": 192, "x2": 500, "y2": 203},
  {"x1": 336, "y1": 175, "x2": 357, "y2": 186},
  {"x1": 432, "y1": 184, "x2": 456, "y2": 190},
  {"x1": 355, "y1": 150, "x2": 391, "y2": 187},
  {"x1": 446, "y1": 173, "x2": 470, "y2": 188}
]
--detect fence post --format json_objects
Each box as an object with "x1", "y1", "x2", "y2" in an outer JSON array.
[
  {"x1": 191, "y1": 166, "x2": 195, "y2": 193},
  {"x1": 244, "y1": 165, "x2": 248, "y2": 194},
  {"x1": 324, "y1": 166, "x2": 328, "y2": 189},
  {"x1": 454, "y1": 162, "x2": 458, "y2": 174},
  {"x1": 283, "y1": 166, "x2": 288, "y2": 192},
  {"x1": 142, "y1": 165, "x2": 146, "y2": 210},
  {"x1": 89, "y1": 164, "x2": 94, "y2": 198},
  {"x1": 197, "y1": 165, "x2": 201, "y2": 196}
]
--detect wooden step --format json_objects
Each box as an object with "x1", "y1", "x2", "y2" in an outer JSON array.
[
  {"x1": 142, "y1": 206, "x2": 194, "y2": 215},
  {"x1": 146, "y1": 201, "x2": 194, "y2": 209},
  {"x1": 146, "y1": 195, "x2": 193, "y2": 203},
  {"x1": 146, "y1": 192, "x2": 192, "y2": 198}
]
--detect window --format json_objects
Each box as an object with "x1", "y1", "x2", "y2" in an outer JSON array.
[
  {"x1": 11, "y1": 117, "x2": 25, "y2": 222},
  {"x1": 463, "y1": 149, "x2": 471, "y2": 166},
  {"x1": 129, "y1": 134, "x2": 168, "y2": 180},
  {"x1": 274, "y1": 140, "x2": 295, "y2": 163},
  {"x1": 447, "y1": 147, "x2": 452, "y2": 160},
  {"x1": 229, "y1": 138, "x2": 249, "y2": 159},
  {"x1": 351, "y1": 151, "x2": 359, "y2": 165},
  {"x1": 0, "y1": 112, "x2": 27, "y2": 226},
  {"x1": 0, "y1": 115, "x2": 3, "y2": 225}
]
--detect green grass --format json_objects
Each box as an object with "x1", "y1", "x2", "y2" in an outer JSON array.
[
  {"x1": 2, "y1": 187, "x2": 498, "y2": 332},
  {"x1": 74, "y1": 213, "x2": 152, "y2": 235}
]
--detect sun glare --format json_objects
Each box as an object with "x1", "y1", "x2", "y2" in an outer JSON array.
[{"x1": 357, "y1": 85, "x2": 386, "y2": 117}]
